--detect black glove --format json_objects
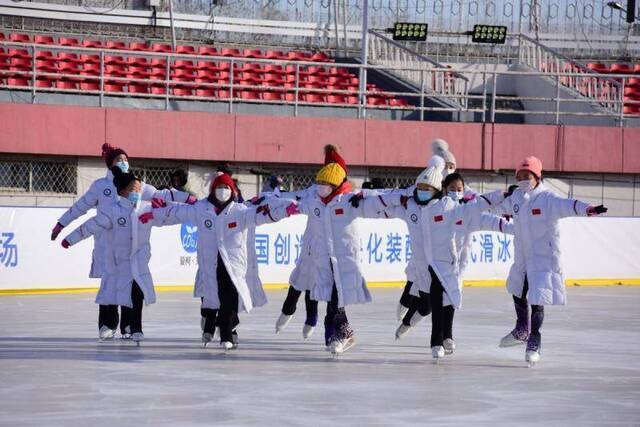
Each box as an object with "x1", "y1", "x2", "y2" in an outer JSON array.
[
  {"x1": 349, "y1": 192, "x2": 364, "y2": 208},
  {"x1": 587, "y1": 205, "x2": 608, "y2": 216},
  {"x1": 250, "y1": 196, "x2": 265, "y2": 206}
]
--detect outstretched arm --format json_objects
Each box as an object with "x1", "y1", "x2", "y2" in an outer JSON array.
[
  {"x1": 141, "y1": 203, "x2": 200, "y2": 226},
  {"x1": 62, "y1": 213, "x2": 112, "y2": 248},
  {"x1": 53, "y1": 180, "x2": 102, "y2": 240}
]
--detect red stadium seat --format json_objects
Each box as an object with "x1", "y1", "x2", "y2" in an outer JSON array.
[
  {"x1": 310, "y1": 52, "x2": 330, "y2": 62},
  {"x1": 389, "y1": 98, "x2": 409, "y2": 106},
  {"x1": 57, "y1": 61, "x2": 80, "y2": 74},
  {"x1": 129, "y1": 42, "x2": 149, "y2": 51},
  {"x1": 106, "y1": 41, "x2": 128, "y2": 50},
  {"x1": 104, "y1": 55, "x2": 125, "y2": 65},
  {"x1": 243, "y1": 49, "x2": 263, "y2": 58},
  {"x1": 7, "y1": 77, "x2": 30, "y2": 87},
  {"x1": 80, "y1": 54, "x2": 100, "y2": 64},
  {"x1": 611, "y1": 63, "x2": 632, "y2": 74},
  {"x1": 221, "y1": 48, "x2": 241, "y2": 57},
  {"x1": 262, "y1": 91, "x2": 283, "y2": 101},
  {"x1": 128, "y1": 84, "x2": 149, "y2": 94},
  {"x1": 634, "y1": 64, "x2": 640, "y2": 74},
  {"x1": 34, "y1": 35, "x2": 55, "y2": 45},
  {"x1": 326, "y1": 95, "x2": 346, "y2": 104},
  {"x1": 105, "y1": 64, "x2": 126, "y2": 76},
  {"x1": 150, "y1": 85, "x2": 167, "y2": 94},
  {"x1": 9, "y1": 33, "x2": 31, "y2": 43},
  {"x1": 127, "y1": 55, "x2": 149, "y2": 67},
  {"x1": 59, "y1": 37, "x2": 80, "y2": 47},
  {"x1": 128, "y1": 65, "x2": 150, "y2": 76},
  {"x1": 366, "y1": 96, "x2": 388, "y2": 105},
  {"x1": 8, "y1": 48, "x2": 31, "y2": 60},
  {"x1": 287, "y1": 51, "x2": 309, "y2": 61},
  {"x1": 80, "y1": 81, "x2": 100, "y2": 91},
  {"x1": 35, "y1": 59, "x2": 57, "y2": 73},
  {"x1": 81, "y1": 40, "x2": 103, "y2": 49},
  {"x1": 197, "y1": 60, "x2": 218, "y2": 71},
  {"x1": 264, "y1": 50, "x2": 287, "y2": 60},
  {"x1": 264, "y1": 64, "x2": 284, "y2": 74},
  {"x1": 241, "y1": 62, "x2": 262, "y2": 73},
  {"x1": 151, "y1": 58, "x2": 167, "y2": 68},
  {"x1": 195, "y1": 88, "x2": 216, "y2": 97},
  {"x1": 82, "y1": 63, "x2": 101, "y2": 74},
  {"x1": 238, "y1": 90, "x2": 260, "y2": 100},
  {"x1": 58, "y1": 52, "x2": 79, "y2": 63},
  {"x1": 198, "y1": 46, "x2": 218, "y2": 56},
  {"x1": 104, "y1": 83, "x2": 125, "y2": 92},
  {"x1": 55, "y1": 79, "x2": 78, "y2": 90},
  {"x1": 176, "y1": 45, "x2": 196, "y2": 55},
  {"x1": 173, "y1": 59, "x2": 195, "y2": 70},
  {"x1": 302, "y1": 93, "x2": 325, "y2": 103},
  {"x1": 151, "y1": 43, "x2": 172, "y2": 53},
  {"x1": 196, "y1": 69, "x2": 218, "y2": 79},
  {"x1": 34, "y1": 77, "x2": 54, "y2": 88},
  {"x1": 173, "y1": 87, "x2": 194, "y2": 96}
]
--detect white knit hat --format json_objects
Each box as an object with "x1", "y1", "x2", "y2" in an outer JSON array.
[
  {"x1": 415, "y1": 166, "x2": 443, "y2": 191},
  {"x1": 431, "y1": 138, "x2": 456, "y2": 166},
  {"x1": 427, "y1": 155, "x2": 446, "y2": 171}
]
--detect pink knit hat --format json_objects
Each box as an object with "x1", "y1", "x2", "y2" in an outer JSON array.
[{"x1": 516, "y1": 156, "x2": 543, "y2": 179}]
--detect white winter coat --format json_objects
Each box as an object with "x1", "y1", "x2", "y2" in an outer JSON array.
[
  {"x1": 58, "y1": 170, "x2": 190, "y2": 278},
  {"x1": 154, "y1": 199, "x2": 289, "y2": 312},
  {"x1": 293, "y1": 191, "x2": 385, "y2": 307},
  {"x1": 65, "y1": 198, "x2": 160, "y2": 307},
  {"x1": 497, "y1": 183, "x2": 590, "y2": 305},
  {"x1": 377, "y1": 191, "x2": 506, "y2": 308}
]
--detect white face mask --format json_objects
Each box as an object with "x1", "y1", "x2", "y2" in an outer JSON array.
[
  {"x1": 518, "y1": 180, "x2": 534, "y2": 193},
  {"x1": 215, "y1": 187, "x2": 232, "y2": 202},
  {"x1": 316, "y1": 184, "x2": 333, "y2": 198},
  {"x1": 447, "y1": 191, "x2": 464, "y2": 201},
  {"x1": 115, "y1": 161, "x2": 129, "y2": 173}
]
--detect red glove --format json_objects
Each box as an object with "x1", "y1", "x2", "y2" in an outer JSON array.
[
  {"x1": 257, "y1": 204, "x2": 271, "y2": 217},
  {"x1": 151, "y1": 198, "x2": 166, "y2": 208},
  {"x1": 463, "y1": 193, "x2": 476, "y2": 202},
  {"x1": 587, "y1": 205, "x2": 607, "y2": 216},
  {"x1": 139, "y1": 212, "x2": 154, "y2": 224},
  {"x1": 61, "y1": 239, "x2": 70, "y2": 249},
  {"x1": 286, "y1": 202, "x2": 300, "y2": 216},
  {"x1": 51, "y1": 222, "x2": 64, "y2": 241},
  {"x1": 186, "y1": 195, "x2": 197, "y2": 205}
]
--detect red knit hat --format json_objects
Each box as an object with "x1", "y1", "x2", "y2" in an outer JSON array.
[
  {"x1": 210, "y1": 173, "x2": 237, "y2": 194},
  {"x1": 101, "y1": 143, "x2": 128, "y2": 167},
  {"x1": 324, "y1": 144, "x2": 348, "y2": 175},
  {"x1": 516, "y1": 156, "x2": 543, "y2": 179}
]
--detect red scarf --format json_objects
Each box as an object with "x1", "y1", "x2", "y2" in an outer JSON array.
[{"x1": 321, "y1": 181, "x2": 352, "y2": 205}]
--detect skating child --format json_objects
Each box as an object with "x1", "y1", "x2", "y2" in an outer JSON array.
[
  {"x1": 141, "y1": 173, "x2": 297, "y2": 351},
  {"x1": 394, "y1": 171, "x2": 514, "y2": 357},
  {"x1": 51, "y1": 143, "x2": 195, "y2": 340},
  {"x1": 282, "y1": 158, "x2": 388, "y2": 355},
  {"x1": 496, "y1": 156, "x2": 607, "y2": 365},
  {"x1": 61, "y1": 167, "x2": 168, "y2": 344},
  {"x1": 359, "y1": 163, "x2": 509, "y2": 360},
  {"x1": 274, "y1": 145, "x2": 347, "y2": 339}
]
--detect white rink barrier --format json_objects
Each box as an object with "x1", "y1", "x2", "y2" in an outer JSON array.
[{"x1": 0, "y1": 207, "x2": 639, "y2": 292}]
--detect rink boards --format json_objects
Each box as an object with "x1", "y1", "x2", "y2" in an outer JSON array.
[{"x1": 0, "y1": 206, "x2": 639, "y2": 293}]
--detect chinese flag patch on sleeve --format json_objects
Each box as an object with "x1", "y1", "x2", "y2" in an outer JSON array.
[
  {"x1": 531, "y1": 208, "x2": 542, "y2": 215},
  {"x1": 434, "y1": 215, "x2": 444, "y2": 222},
  {"x1": 455, "y1": 219, "x2": 463, "y2": 225},
  {"x1": 335, "y1": 208, "x2": 344, "y2": 215},
  {"x1": 228, "y1": 222, "x2": 237, "y2": 229}
]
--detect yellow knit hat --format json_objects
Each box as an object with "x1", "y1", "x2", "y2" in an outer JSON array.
[{"x1": 316, "y1": 162, "x2": 346, "y2": 187}]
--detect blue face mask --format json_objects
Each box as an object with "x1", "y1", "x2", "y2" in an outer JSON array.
[
  {"x1": 448, "y1": 191, "x2": 464, "y2": 201},
  {"x1": 416, "y1": 189, "x2": 433, "y2": 202},
  {"x1": 115, "y1": 161, "x2": 129, "y2": 173},
  {"x1": 127, "y1": 191, "x2": 141, "y2": 204}
]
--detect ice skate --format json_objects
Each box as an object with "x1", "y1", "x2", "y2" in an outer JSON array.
[
  {"x1": 302, "y1": 324, "x2": 315, "y2": 340},
  {"x1": 202, "y1": 332, "x2": 213, "y2": 347},
  {"x1": 328, "y1": 323, "x2": 355, "y2": 357},
  {"x1": 275, "y1": 313, "x2": 293, "y2": 334},
  {"x1": 395, "y1": 323, "x2": 411, "y2": 340},
  {"x1": 431, "y1": 345, "x2": 445, "y2": 363},
  {"x1": 499, "y1": 328, "x2": 529, "y2": 348},
  {"x1": 443, "y1": 338, "x2": 456, "y2": 355},
  {"x1": 221, "y1": 341, "x2": 234, "y2": 352},
  {"x1": 525, "y1": 334, "x2": 541, "y2": 367},
  {"x1": 396, "y1": 303, "x2": 409, "y2": 321},
  {"x1": 120, "y1": 326, "x2": 132, "y2": 340},
  {"x1": 131, "y1": 332, "x2": 144, "y2": 346},
  {"x1": 231, "y1": 330, "x2": 239, "y2": 350},
  {"x1": 98, "y1": 326, "x2": 116, "y2": 341}
]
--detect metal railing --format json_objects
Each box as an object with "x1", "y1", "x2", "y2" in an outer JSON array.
[
  {"x1": 518, "y1": 34, "x2": 624, "y2": 115},
  {"x1": 1, "y1": 40, "x2": 639, "y2": 125},
  {"x1": 367, "y1": 30, "x2": 469, "y2": 110}
]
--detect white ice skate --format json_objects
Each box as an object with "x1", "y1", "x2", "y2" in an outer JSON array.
[
  {"x1": 202, "y1": 332, "x2": 214, "y2": 347},
  {"x1": 499, "y1": 330, "x2": 528, "y2": 348},
  {"x1": 98, "y1": 326, "x2": 116, "y2": 341},
  {"x1": 131, "y1": 332, "x2": 144, "y2": 346},
  {"x1": 329, "y1": 336, "x2": 356, "y2": 356},
  {"x1": 275, "y1": 313, "x2": 293, "y2": 334},
  {"x1": 221, "y1": 341, "x2": 234, "y2": 352},
  {"x1": 302, "y1": 324, "x2": 315, "y2": 340},
  {"x1": 121, "y1": 326, "x2": 132, "y2": 340},
  {"x1": 525, "y1": 350, "x2": 540, "y2": 367},
  {"x1": 431, "y1": 345, "x2": 445, "y2": 363},
  {"x1": 395, "y1": 323, "x2": 411, "y2": 340},
  {"x1": 396, "y1": 303, "x2": 409, "y2": 321},
  {"x1": 443, "y1": 339, "x2": 456, "y2": 355}
]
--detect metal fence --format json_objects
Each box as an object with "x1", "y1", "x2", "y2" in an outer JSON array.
[
  {"x1": 131, "y1": 165, "x2": 182, "y2": 189},
  {"x1": 0, "y1": 158, "x2": 77, "y2": 194},
  {"x1": 1, "y1": 39, "x2": 639, "y2": 124}
]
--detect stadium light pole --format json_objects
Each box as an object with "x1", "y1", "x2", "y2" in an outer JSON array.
[
  {"x1": 168, "y1": 0, "x2": 177, "y2": 50},
  {"x1": 607, "y1": 1, "x2": 637, "y2": 23},
  {"x1": 359, "y1": 0, "x2": 369, "y2": 118}
]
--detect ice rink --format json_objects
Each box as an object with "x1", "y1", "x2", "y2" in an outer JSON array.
[{"x1": 0, "y1": 286, "x2": 639, "y2": 426}]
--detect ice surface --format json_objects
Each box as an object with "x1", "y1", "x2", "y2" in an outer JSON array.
[{"x1": 0, "y1": 287, "x2": 639, "y2": 426}]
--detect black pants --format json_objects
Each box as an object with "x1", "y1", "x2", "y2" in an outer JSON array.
[
  {"x1": 323, "y1": 283, "x2": 349, "y2": 345},
  {"x1": 99, "y1": 282, "x2": 144, "y2": 334},
  {"x1": 401, "y1": 289, "x2": 432, "y2": 326},
  {"x1": 399, "y1": 281, "x2": 416, "y2": 308},
  {"x1": 216, "y1": 254, "x2": 240, "y2": 343},
  {"x1": 513, "y1": 276, "x2": 544, "y2": 339},
  {"x1": 428, "y1": 267, "x2": 455, "y2": 348},
  {"x1": 281, "y1": 286, "x2": 319, "y2": 326}
]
